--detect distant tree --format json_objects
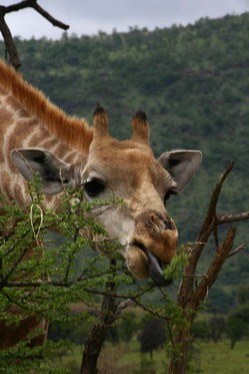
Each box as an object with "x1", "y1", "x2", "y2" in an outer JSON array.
[
  {"x1": 226, "y1": 305, "x2": 249, "y2": 349},
  {"x1": 207, "y1": 287, "x2": 235, "y2": 313},
  {"x1": 191, "y1": 320, "x2": 209, "y2": 340},
  {"x1": 208, "y1": 316, "x2": 225, "y2": 343},
  {"x1": 139, "y1": 319, "x2": 166, "y2": 359},
  {"x1": 119, "y1": 312, "x2": 137, "y2": 344},
  {"x1": 237, "y1": 285, "x2": 249, "y2": 306}
]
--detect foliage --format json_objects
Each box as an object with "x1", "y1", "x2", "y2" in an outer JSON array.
[{"x1": 0, "y1": 179, "x2": 122, "y2": 372}]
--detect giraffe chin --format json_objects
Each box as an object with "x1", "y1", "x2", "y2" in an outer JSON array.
[{"x1": 126, "y1": 243, "x2": 172, "y2": 287}]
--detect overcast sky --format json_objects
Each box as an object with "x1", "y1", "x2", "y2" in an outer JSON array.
[{"x1": 1, "y1": 0, "x2": 249, "y2": 40}]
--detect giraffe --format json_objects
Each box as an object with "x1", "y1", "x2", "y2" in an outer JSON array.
[{"x1": 0, "y1": 59, "x2": 202, "y2": 350}]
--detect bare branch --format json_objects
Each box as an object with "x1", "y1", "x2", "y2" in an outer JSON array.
[
  {"x1": 31, "y1": 1, "x2": 69, "y2": 30},
  {"x1": 0, "y1": 1, "x2": 35, "y2": 13},
  {"x1": 0, "y1": 1, "x2": 69, "y2": 30},
  {"x1": 0, "y1": 13, "x2": 20, "y2": 68},
  {"x1": 191, "y1": 227, "x2": 236, "y2": 310},
  {"x1": 177, "y1": 162, "x2": 235, "y2": 308},
  {"x1": 227, "y1": 243, "x2": 246, "y2": 258},
  {"x1": 218, "y1": 211, "x2": 249, "y2": 224},
  {"x1": 116, "y1": 299, "x2": 134, "y2": 317},
  {"x1": 0, "y1": 0, "x2": 69, "y2": 68},
  {"x1": 198, "y1": 161, "x2": 234, "y2": 239}
]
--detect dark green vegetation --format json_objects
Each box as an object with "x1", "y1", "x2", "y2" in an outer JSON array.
[
  {"x1": 0, "y1": 182, "x2": 120, "y2": 373},
  {"x1": 0, "y1": 12, "x2": 249, "y2": 372}
]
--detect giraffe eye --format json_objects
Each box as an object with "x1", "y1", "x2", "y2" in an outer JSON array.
[{"x1": 84, "y1": 178, "x2": 105, "y2": 198}]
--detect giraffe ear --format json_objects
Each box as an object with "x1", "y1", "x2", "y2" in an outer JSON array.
[
  {"x1": 158, "y1": 150, "x2": 202, "y2": 192},
  {"x1": 11, "y1": 149, "x2": 78, "y2": 195}
]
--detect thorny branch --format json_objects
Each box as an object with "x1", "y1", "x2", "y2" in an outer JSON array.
[
  {"x1": 227, "y1": 243, "x2": 246, "y2": 258},
  {"x1": 0, "y1": 0, "x2": 69, "y2": 69}
]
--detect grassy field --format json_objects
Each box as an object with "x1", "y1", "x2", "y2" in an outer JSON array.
[
  {"x1": 52, "y1": 339, "x2": 249, "y2": 373},
  {"x1": 188, "y1": 340, "x2": 249, "y2": 374}
]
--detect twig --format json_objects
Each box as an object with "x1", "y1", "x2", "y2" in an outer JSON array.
[
  {"x1": 116, "y1": 299, "x2": 134, "y2": 317},
  {"x1": 31, "y1": 1, "x2": 69, "y2": 30},
  {"x1": 0, "y1": 1, "x2": 69, "y2": 30},
  {"x1": 227, "y1": 243, "x2": 246, "y2": 258},
  {"x1": 218, "y1": 211, "x2": 249, "y2": 224}
]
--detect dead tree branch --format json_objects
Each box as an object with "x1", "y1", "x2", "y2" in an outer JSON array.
[
  {"x1": 191, "y1": 226, "x2": 236, "y2": 310},
  {"x1": 0, "y1": 12, "x2": 20, "y2": 68},
  {"x1": 217, "y1": 211, "x2": 249, "y2": 224},
  {"x1": 0, "y1": 1, "x2": 69, "y2": 69},
  {"x1": 227, "y1": 243, "x2": 246, "y2": 258},
  {"x1": 177, "y1": 161, "x2": 235, "y2": 308},
  {"x1": 168, "y1": 162, "x2": 248, "y2": 374}
]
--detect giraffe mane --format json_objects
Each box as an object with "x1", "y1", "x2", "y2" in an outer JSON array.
[{"x1": 0, "y1": 59, "x2": 93, "y2": 153}]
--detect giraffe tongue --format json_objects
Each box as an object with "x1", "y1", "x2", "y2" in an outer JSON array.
[{"x1": 145, "y1": 249, "x2": 172, "y2": 287}]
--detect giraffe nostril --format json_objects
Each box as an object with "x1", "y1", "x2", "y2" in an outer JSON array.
[
  {"x1": 164, "y1": 220, "x2": 173, "y2": 230},
  {"x1": 147, "y1": 212, "x2": 174, "y2": 231}
]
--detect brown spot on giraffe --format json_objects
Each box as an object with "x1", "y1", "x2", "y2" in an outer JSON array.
[
  {"x1": 0, "y1": 307, "x2": 48, "y2": 350},
  {"x1": 0, "y1": 59, "x2": 202, "y2": 351}
]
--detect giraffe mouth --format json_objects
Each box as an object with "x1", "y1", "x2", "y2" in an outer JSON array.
[{"x1": 133, "y1": 240, "x2": 172, "y2": 287}]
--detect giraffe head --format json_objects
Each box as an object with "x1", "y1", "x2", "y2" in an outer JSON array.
[{"x1": 11, "y1": 106, "x2": 202, "y2": 286}]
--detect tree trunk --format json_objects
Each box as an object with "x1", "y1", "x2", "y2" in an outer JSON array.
[
  {"x1": 80, "y1": 323, "x2": 110, "y2": 374},
  {"x1": 167, "y1": 330, "x2": 191, "y2": 374},
  {"x1": 80, "y1": 260, "x2": 117, "y2": 374}
]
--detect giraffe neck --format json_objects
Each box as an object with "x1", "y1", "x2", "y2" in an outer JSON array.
[
  {"x1": 0, "y1": 60, "x2": 93, "y2": 152},
  {"x1": 0, "y1": 60, "x2": 93, "y2": 207}
]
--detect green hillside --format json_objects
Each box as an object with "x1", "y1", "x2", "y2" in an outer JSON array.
[{"x1": 0, "y1": 13, "x2": 248, "y2": 307}]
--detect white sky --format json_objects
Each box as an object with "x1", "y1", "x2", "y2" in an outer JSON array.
[{"x1": 0, "y1": 0, "x2": 249, "y2": 40}]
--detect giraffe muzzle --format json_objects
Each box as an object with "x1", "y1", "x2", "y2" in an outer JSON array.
[{"x1": 126, "y1": 211, "x2": 178, "y2": 285}]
